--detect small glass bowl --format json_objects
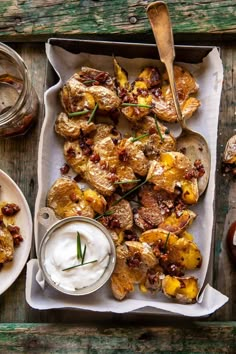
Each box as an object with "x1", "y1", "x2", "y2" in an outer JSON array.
[{"x1": 38, "y1": 216, "x2": 116, "y2": 296}]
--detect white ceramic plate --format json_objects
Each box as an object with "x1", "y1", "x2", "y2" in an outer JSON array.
[{"x1": 0, "y1": 169, "x2": 32, "y2": 295}]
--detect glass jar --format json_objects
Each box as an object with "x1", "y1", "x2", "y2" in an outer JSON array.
[{"x1": 0, "y1": 42, "x2": 39, "y2": 137}]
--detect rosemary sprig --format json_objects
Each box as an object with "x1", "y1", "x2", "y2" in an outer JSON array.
[
  {"x1": 154, "y1": 115, "x2": 164, "y2": 142},
  {"x1": 114, "y1": 179, "x2": 141, "y2": 185},
  {"x1": 68, "y1": 110, "x2": 90, "y2": 117},
  {"x1": 62, "y1": 259, "x2": 97, "y2": 271},
  {"x1": 163, "y1": 232, "x2": 170, "y2": 253},
  {"x1": 121, "y1": 103, "x2": 152, "y2": 108},
  {"x1": 95, "y1": 210, "x2": 115, "y2": 220},
  {"x1": 112, "y1": 178, "x2": 149, "y2": 206},
  {"x1": 131, "y1": 133, "x2": 149, "y2": 143},
  {"x1": 87, "y1": 103, "x2": 98, "y2": 124},
  {"x1": 77, "y1": 232, "x2": 82, "y2": 260}
]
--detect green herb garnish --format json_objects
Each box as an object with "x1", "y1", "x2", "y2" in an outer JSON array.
[
  {"x1": 114, "y1": 179, "x2": 141, "y2": 185},
  {"x1": 83, "y1": 80, "x2": 97, "y2": 85},
  {"x1": 112, "y1": 178, "x2": 149, "y2": 206},
  {"x1": 77, "y1": 232, "x2": 82, "y2": 260},
  {"x1": 154, "y1": 115, "x2": 164, "y2": 142},
  {"x1": 163, "y1": 232, "x2": 170, "y2": 253},
  {"x1": 62, "y1": 259, "x2": 98, "y2": 271},
  {"x1": 87, "y1": 103, "x2": 98, "y2": 124},
  {"x1": 81, "y1": 244, "x2": 87, "y2": 264},
  {"x1": 121, "y1": 103, "x2": 152, "y2": 108},
  {"x1": 68, "y1": 110, "x2": 90, "y2": 117},
  {"x1": 95, "y1": 210, "x2": 115, "y2": 220},
  {"x1": 131, "y1": 133, "x2": 149, "y2": 143}
]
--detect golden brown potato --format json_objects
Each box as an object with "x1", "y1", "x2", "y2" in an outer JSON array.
[
  {"x1": 139, "y1": 228, "x2": 178, "y2": 251},
  {"x1": 75, "y1": 67, "x2": 116, "y2": 91},
  {"x1": 0, "y1": 223, "x2": 14, "y2": 264},
  {"x1": 60, "y1": 77, "x2": 95, "y2": 113},
  {"x1": 152, "y1": 65, "x2": 200, "y2": 123},
  {"x1": 162, "y1": 275, "x2": 199, "y2": 303},
  {"x1": 55, "y1": 112, "x2": 96, "y2": 140},
  {"x1": 88, "y1": 85, "x2": 121, "y2": 112},
  {"x1": 115, "y1": 165, "x2": 138, "y2": 192},
  {"x1": 64, "y1": 140, "x2": 88, "y2": 176},
  {"x1": 223, "y1": 135, "x2": 236, "y2": 164},
  {"x1": 113, "y1": 57, "x2": 131, "y2": 92},
  {"x1": 92, "y1": 124, "x2": 121, "y2": 145},
  {"x1": 103, "y1": 194, "x2": 133, "y2": 231},
  {"x1": 47, "y1": 177, "x2": 94, "y2": 219},
  {"x1": 158, "y1": 209, "x2": 196, "y2": 235},
  {"x1": 83, "y1": 189, "x2": 107, "y2": 214},
  {"x1": 93, "y1": 136, "x2": 119, "y2": 170},
  {"x1": 118, "y1": 138, "x2": 149, "y2": 177},
  {"x1": 84, "y1": 160, "x2": 115, "y2": 196},
  {"x1": 111, "y1": 241, "x2": 157, "y2": 300},
  {"x1": 147, "y1": 152, "x2": 199, "y2": 204},
  {"x1": 167, "y1": 238, "x2": 202, "y2": 270},
  {"x1": 134, "y1": 116, "x2": 176, "y2": 158}
]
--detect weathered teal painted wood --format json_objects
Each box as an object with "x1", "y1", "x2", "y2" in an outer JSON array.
[{"x1": 0, "y1": 1, "x2": 235, "y2": 41}]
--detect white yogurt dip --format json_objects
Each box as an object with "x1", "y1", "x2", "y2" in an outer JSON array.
[{"x1": 43, "y1": 220, "x2": 111, "y2": 292}]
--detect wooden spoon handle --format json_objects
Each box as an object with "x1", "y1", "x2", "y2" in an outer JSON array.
[{"x1": 146, "y1": 1, "x2": 185, "y2": 128}]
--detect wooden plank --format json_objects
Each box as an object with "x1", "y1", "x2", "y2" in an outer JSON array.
[
  {"x1": 0, "y1": 0, "x2": 235, "y2": 41},
  {"x1": 0, "y1": 323, "x2": 236, "y2": 353}
]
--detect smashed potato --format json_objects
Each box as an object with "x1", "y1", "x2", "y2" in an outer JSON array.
[
  {"x1": 158, "y1": 209, "x2": 196, "y2": 235},
  {"x1": 162, "y1": 275, "x2": 199, "y2": 303},
  {"x1": 147, "y1": 152, "x2": 199, "y2": 204},
  {"x1": 167, "y1": 238, "x2": 202, "y2": 270}
]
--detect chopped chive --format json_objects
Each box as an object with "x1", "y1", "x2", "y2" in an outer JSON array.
[
  {"x1": 62, "y1": 259, "x2": 98, "y2": 271},
  {"x1": 81, "y1": 244, "x2": 87, "y2": 264},
  {"x1": 164, "y1": 232, "x2": 170, "y2": 253},
  {"x1": 114, "y1": 179, "x2": 141, "y2": 185},
  {"x1": 77, "y1": 232, "x2": 82, "y2": 260},
  {"x1": 68, "y1": 110, "x2": 90, "y2": 117},
  {"x1": 95, "y1": 210, "x2": 115, "y2": 220},
  {"x1": 83, "y1": 80, "x2": 96, "y2": 84},
  {"x1": 154, "y1": 115, "x2": 164, "y2": 142},
  {"x1": 87, "y1": 103, "x2": 98, "y2": 124},
  {"x1": 121, "y1": 103, "x2": 152, "y2": 108},
  {"x1": 131, "y1": 133, "x2": 149, "y2": 143},
  {"x1": 112, "y1": 178, "x2": 149, "y2": 206}
]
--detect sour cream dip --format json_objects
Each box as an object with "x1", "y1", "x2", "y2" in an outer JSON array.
[{"x1": 41, "y1": 218, "x2": 114, "y2": 294}]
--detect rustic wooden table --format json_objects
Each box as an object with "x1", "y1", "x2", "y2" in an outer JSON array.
[{"x1": 0, "y1": 1, "x2": 236, "y2": 352}]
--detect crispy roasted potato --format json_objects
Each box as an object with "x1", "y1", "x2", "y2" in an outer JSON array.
[
  {"x1": 139, "y1": 228, "x2": 178, "y2": 251},
  {"x1": 55, "y1": 112, "x2": 96, "y2": 140},
  {"x1": 118, "y1": 138, "x2": 149, "y2": 176},
  {"x1": 88, "y1": 85, "x2": 121, "y2": 112},
  {"x1": 92, "y1": 123, "x2": 121, "y2": 145},
  {"x1": 83, "y1": 189, "x2": 107, "y2": 214},
  {"x1": 223, "y1": 135, "x2": 236, "y2": 164},
  {"x1": 47, "y1": 177, "x2": 94, "y2": 219},
  {"x1": 134, "y1": 116, "x2": 176, "y2": 157},
  {"x1": 147, "y1": 152, "x2": 199, "y2": 204},
  {"x1": 93, "y1": 136, "x2": 119, "y2": 170},
  {"x1": 152, "y1": 65, "x2": 200, "y2": 123},
  {"x1": 162, "y1": 275, "x2": 199, "y2": 303},
  {"x1": 105, "y1": 194, "x2": 133, "y2": 231},
  {"x1": 113, "y1": 57, "x2": 131, "y2": 92},
  {"x1": 111, "y1": 241, "x2": 157, "y2": 300},
  {"x1": 64, "y1": 140, "x2": 88, "y2": 176},
  {"x1": 158, "y1": 209, "x2": 196, "y2": 235},
  {"x1": 84, "y1": 160, "x2": 116, "y2": 196},
  {"x1": 0, "y1": 223, "x2": 14, "y2": 264},
  {"x1": 75, "y1": 67, "x2": 116, "y2": 91},
  {"x1": 167, "y1": 238, "x2": 202, "y2": 270},
  {"x1": 115, "y1": 165, "x2": 138, "y2": 192},
  {"x1": 60, "y1": 77, "x2": 95, "y2": 113}
]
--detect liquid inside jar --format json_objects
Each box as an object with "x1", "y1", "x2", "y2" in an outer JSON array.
[
  {"x1": 0, "y1": 43, "x2": 39, "y2": 138},
  {"x1": 0, "y1": 75, "x2": 23, "y2": 114}
]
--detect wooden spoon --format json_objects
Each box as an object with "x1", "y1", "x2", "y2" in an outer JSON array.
[{"x1": 146, "y1": 1, "x2": 211, "y2": 196}]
